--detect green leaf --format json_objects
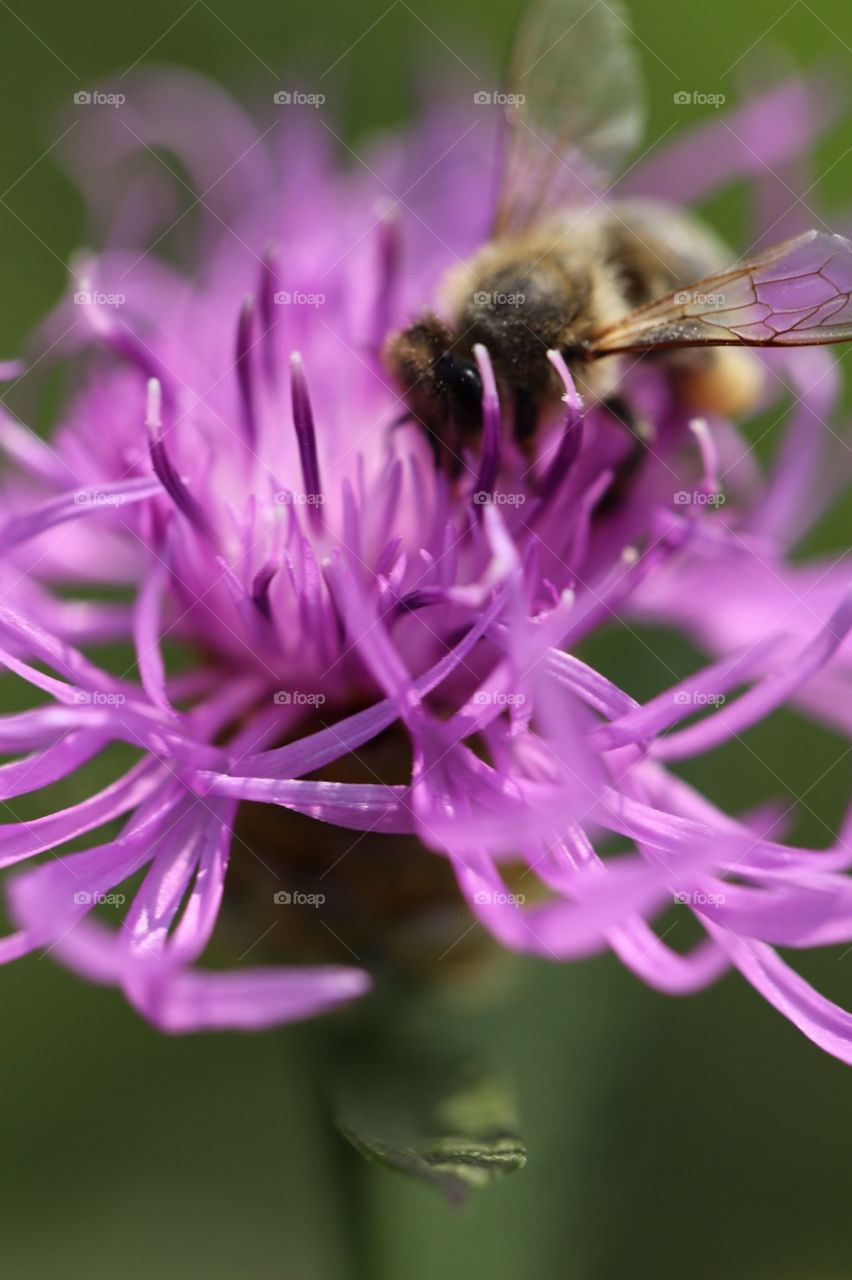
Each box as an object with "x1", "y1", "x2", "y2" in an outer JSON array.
[{"x1": 330, "y1": 1031, "x2": 527, "y2": 1205}]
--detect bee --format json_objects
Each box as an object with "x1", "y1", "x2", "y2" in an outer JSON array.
[{"x1": 385, "y1": 0, "x2": 852, "y2": 472}]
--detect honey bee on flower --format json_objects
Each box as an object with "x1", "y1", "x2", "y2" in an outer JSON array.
[{"x1": 0, "y1": 0, "x2": 848, "y2": 1090}]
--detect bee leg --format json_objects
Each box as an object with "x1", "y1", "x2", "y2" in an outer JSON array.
[{"x1": 513, "y1": 387, "x2": 538, "y2": 455}]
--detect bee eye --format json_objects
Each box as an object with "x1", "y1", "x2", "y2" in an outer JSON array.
[
  {"x1": 436, "y1": 354, "x2": 483, "y2": 404},
  {"x1": 456, "y1": 361, "x2": 483, "y2": 396}
]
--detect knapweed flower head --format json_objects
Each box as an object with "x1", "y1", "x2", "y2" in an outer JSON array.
[{"x1": 0, "y1": 70, "x2": 850, "y2": 1054}]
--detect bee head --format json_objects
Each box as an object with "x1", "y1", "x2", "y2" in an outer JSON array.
[{"x1": 384, "y1": 313, "x2": 483, "y2": 468}]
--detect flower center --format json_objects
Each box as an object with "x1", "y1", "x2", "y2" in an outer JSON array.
[{"x1": 229, "y1": 724, "x2": 485, "y2": 978}]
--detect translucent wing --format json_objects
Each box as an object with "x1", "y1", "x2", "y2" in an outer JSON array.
[
  {"x1": 586, "y1": 230, "x2": 852, "y2": 356},
  {"x1": 492, "y1": 0, "x2": 645, "y2": 236}
]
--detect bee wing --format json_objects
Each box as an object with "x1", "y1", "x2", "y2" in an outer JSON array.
[
  {"x1": 586, "y1": 230, "x2": 852, "y2": 355},
  {"x1": 492, "y1": 0, "x2": 645, "y2": 236}
]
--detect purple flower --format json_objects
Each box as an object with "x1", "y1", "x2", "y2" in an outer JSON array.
[{"x1": 0, "y1": 69, "x2": 850, "y2": 1054}]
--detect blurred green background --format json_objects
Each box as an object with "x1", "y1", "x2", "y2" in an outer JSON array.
[{"x1": 1, "y1": 1, "x2": 851, "y2": 1277}]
